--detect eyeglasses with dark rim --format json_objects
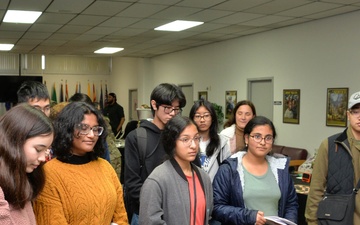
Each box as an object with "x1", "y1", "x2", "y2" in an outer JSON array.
[
  {"x1": 193, "y1": 113, "x2": 211, "y2": 121},
  {"x1": 161, "y1": 105, "x2": 182, "y2": 115},
  {"x1": 249, "y1": 134, "x2": 274, "y2": 144},
  {"x1": 74, "y1": 123, "x2": 104, "y2": 136},
  {"x1": 349, "y1": 109, "x2": 360, "y2": 117},
  {"x1": 178, "y1": 135, "x2": 201, "y2": 147}
]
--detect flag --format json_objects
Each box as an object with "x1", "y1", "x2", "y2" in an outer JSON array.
[
  {"x1": 78, "y1": 82, "x2": 81, "y2": 93},
  {"x1": 51, "y1": 83, "x2": 57, "y2": 104},
  {"x1": 65, "y1": 80, "x2": 69, "y2": 102},
  {"x1": 87, "y1": 82, "x2": 91, "y2": 99},
  {"x1": 92, "y1": 83, "x2": 96, "y2": 102},
  {"x1": 75, "y1": 82, "x2": 78, "y2": 94},
  {"x1": 99, "y1": 84, "x2": 104, "y2": 110},
  {"x1": 60, "y1": 82, "x2": 64, "y2": 102},
  {"x1": 105, "y1": 83, "x2": 108, "y2": 106}
]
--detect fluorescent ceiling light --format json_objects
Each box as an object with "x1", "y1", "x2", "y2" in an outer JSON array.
[
  {"x1": 0, "y1": 44, "x2": 14, "y2": 51},
  {"x1": 155, "y1": 20, "x2": 204, "y2": 32},
  {"x1": 4, "y1": 10, "x2": 42, "y2": 24},
  {"x1": 94, "y1": 47, "x2": 124, "y2": 54}
]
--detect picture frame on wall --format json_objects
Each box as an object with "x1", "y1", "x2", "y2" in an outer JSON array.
[
  {"x1": 225, "y1": 90, "x2": 237, "y2": 119},
  {"x1": 326, "y1": 87, "x2": 348, "y2": 127},
  {"x1": 283, "y1": 89, "x2": 300, "y2": 124},
  {"x1": 198, "y1": 91, "x2": 208, "y2": 100}
]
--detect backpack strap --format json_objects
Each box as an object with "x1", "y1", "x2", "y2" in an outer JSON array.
[{"x1": 136, "y1": 127, "x2": 147, "y2": 168}]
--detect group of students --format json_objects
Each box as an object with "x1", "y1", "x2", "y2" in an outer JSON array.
[
  {"x1": 2, "y1": 80, "x2": 357, "y2": 225},
  {"x1": 0, "y1": 81, "x2": 128, "y2": 224},
  {"x1": 124, "y1": 83, "x2": 298, "y2": 225}
]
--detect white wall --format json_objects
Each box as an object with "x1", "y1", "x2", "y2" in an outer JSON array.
[{"x1": 118, "y1": 10, "x2": 360, "y2": 156}]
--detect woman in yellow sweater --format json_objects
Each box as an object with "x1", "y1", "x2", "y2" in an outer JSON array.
[{"x1": 33, "y1": 101, "x2": 128, "y2": 225}]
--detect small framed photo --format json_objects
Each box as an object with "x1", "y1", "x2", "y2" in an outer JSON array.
[
  {"x1": 326, "y1": 88, "x2": 348, "y2": 127},
  {"x1": 225, "y1": 90, "x2": 237, "y2": 119},
  {"x1": 283, "y1": 89, "x2": 300, "y2": 124},
  {"x1": 198, "y1": 91, "x2": 208, "y2": 100}
]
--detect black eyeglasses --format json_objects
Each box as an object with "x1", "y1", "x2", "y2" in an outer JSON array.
[
  {"x1": 161, "y1": 105, "x2": 182, "y2": 115},
  {"x1": 74, "y1": 123, "x2": 104, "y2": 136},
  {"x1": 249, "y1": 134, "x2": 274, "y2": 144},
  {"x1": 193, "y1": 113, "x2": 211, "y2": 121}
]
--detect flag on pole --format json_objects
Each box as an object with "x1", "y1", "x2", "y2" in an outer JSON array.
[
  {"x1": 93, "y1": 83, "x2": 96, "y2": 102},
  {"x1": 51, "y1": 83, "x2": 57, "y2": 104},
  {"x1": 87, "y1": 82, "x2": 91, "y2": 99},
  {"x1": 99, "y1": 84, "x2": 104, "y2": 110},
  {"x1": 78, "y1": 82, "x2": 81, "y2": 93},
  {"x1": 65, "y1": 80, "x2": 69, "y2": 102},
  {"x1": 75, "y1": 82, "x2": 78, "y2": 94},
  {"x1": 60, "y1": 82, "x2": 64, "y2": 102}
]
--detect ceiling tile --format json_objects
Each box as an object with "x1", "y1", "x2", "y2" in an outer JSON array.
[{"x1": 82, "y1": 1, "x2": 133, "y2": 16}]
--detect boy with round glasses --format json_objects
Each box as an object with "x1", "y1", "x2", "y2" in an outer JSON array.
[{"x1": 124, "y1": 83, "x2": 186, "y2": 225}]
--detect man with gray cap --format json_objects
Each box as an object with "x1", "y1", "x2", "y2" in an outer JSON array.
[{"x1": 305, "y1": 91, "x2": 360, "y2": 225}]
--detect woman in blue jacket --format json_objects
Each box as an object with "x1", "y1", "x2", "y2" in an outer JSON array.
[{"x1": 212, "y1": 116, "x2": 298, "y2": 225}]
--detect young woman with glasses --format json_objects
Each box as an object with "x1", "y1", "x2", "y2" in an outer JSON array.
[
  {"x1": 139, "y1": 116, "x2": 213, "y2": 225},
  {"x1": 189, "y1": 99, "x2": 231, "y2": 182},
  {"x1": 212, "y1": 116, "x2": 298, "y2": 225},
  {"x1": 33, "y1": 102, "x2": 128, "y2": 225}
]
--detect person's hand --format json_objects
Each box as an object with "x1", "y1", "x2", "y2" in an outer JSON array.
[{"x1": 255, "y1": 211, "x2": 266, "y2": 225}]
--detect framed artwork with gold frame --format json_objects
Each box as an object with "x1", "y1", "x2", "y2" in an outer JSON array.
[
  {"x1": 326, "y1": 87, "x2": 348, "y2": 127},
  {"x1": 283, "y1": 89, "x2": 300, "y2": 124}
]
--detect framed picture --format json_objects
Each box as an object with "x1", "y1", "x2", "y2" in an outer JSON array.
[
  {"x1": 225, "y1": 90, "x2": 237, "y2": 119},
  {"x1": 198, "y1": 91, "x2": 207, "y2": 100},
  {"x1": 283, "y1": 89, "x2": 300, "y2": 124},
  {"x1": 326, "y1": 88, "x2": 348, "y2": 127}
]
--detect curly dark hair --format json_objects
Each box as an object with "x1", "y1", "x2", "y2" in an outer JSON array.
[
  {"x1": 52, "y1": 101, "x2": 107, "y2": 162},
  {"x1": 189, "y1": 99, "x2": 220, "y2": 157},
  {"x1": 162, "y1": 116, "x2": 198, "y2": 157}
]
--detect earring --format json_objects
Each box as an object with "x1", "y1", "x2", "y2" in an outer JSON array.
[{"x1": 245, "y1": 143, "x2": 248, "y2": 147}]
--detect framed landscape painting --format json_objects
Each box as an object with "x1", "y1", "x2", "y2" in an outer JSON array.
[{"x1": 326, "y1": 88, "x2": 348, "y2": 127}]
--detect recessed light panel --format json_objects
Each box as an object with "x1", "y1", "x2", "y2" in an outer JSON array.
[
  {"x1": 94, "y1": 47, "x2": 124, "y2": 54},
  {"x1": 4, "y1": 10, "x2": 42, "y2": 24},
  {"x1": 155, "y1": 20, "x2": 204, "y2": 32},
  {"x1": 0, "y1": 44, "x2": 14, "y2": 51}
]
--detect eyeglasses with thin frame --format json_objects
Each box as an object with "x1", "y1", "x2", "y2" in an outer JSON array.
[
  {"x1": 193, "y1": 113, "x2": 211, "y2": 121},
  {"x1": 178, "y1": 135, "x2": 201, "y2": 147},
  {"x1": 74, "y1": 123, "x2": 104, "y2": 136},
  {"x1": 161, "y1": 105, "x2": 182, "y2": 115},
  {"x1": 249, "y1": 134, "x2": 274, "y2": 144},
  {"x1": 349, "y1": 109, "x2": 360, "y2": 118}
]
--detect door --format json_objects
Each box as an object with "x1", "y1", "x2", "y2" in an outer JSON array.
[
  {"x1": 128, "y1": 89, "x2": 138, "y2": 121},
  {"x1": 248, "y1": 78, "x2": 273, "y2": 120},
  {"x1": 179, "y1": 84, "x2": 193, "y2": 117}
]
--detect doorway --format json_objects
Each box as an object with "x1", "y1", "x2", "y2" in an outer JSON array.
[
  {"x1": 128, "y1": 89, "x2": 138, "y2": 121},
  {"x1": 248, "y1": 78, "x2": 273, "y2": 120},
  {"x1": 178, "y1": 84, "x2": 193, "y2": 117}
]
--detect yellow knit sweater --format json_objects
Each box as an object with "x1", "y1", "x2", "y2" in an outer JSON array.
[{"x1": 33, "y1": 158, "x2": 128, "y2": 225}]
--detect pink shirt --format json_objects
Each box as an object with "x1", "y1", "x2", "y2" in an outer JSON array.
[
  {"x1": 187, "y1": 172, "x2": 206, "y2": 225},
  {"x1": 0, "y1": 187, "x2": 36, "y2": 225}
]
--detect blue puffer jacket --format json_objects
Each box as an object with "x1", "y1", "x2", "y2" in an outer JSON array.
[{"x1": 212, "y1": 151, "x2": 298, "y2": 225}]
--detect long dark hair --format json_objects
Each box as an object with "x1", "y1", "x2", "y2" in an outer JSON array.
[
  {"x1": 0, "y1": 104, "x2": 53, "y2": 209},
  {"x1": 52, "y1": 101, "x2": 107, "y2": 162},
  {"x1": 223, "y1": 100, "x2": 256, "y2": 128},
  {"x1": 189, "y1": 99, "x2": 220, "y2": 157}
]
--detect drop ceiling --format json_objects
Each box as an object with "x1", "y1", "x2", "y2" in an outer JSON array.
[{"x1": 1, "y1": 0, "x2": 360, "y2": 58}]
